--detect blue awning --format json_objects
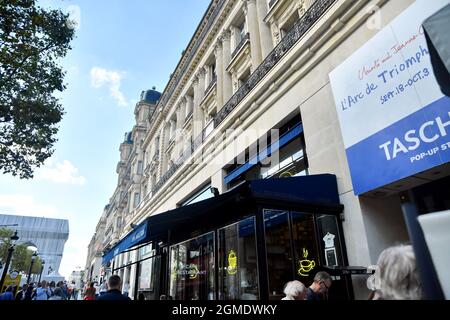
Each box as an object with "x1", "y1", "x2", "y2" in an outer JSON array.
[
  {"x1": 102, "y1": 220, "x2": 148, "y2": 265},
  {"x1": 102, "y1": 174, "x2": 343, "y2": 265}
]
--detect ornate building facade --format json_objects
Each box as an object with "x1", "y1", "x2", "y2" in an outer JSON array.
[{"x1": 87, "y1": 0, "x2": 450, "y2": 300}]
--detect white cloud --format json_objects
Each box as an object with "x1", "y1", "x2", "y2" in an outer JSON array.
[
  {"x1": 66, "y1": 5, "x2": 81, "y2": 31},
  {"x1": 0, "y1": 194, "x2": 59, "y2": 217},
  {"x1": 37, "y1": 160, "x2": 86, "y2": 186},
  {"x1": 90, "y1": 67, "x2": 128, "y2": 107},
  {"x1": 59, "y1": 234, "x2": 90, "y2": 278}
]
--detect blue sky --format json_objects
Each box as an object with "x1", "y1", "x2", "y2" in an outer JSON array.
[{"x1": 0, "y1": 0, "x2": 210, "y2": 278}]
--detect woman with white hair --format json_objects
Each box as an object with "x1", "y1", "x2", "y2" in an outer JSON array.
[
  {"x1": 376, "y1": 244, "x2": 423, "y2": 300},
  {"x1": 282, "y1": 280, "x2": 306, "y2": 300}
]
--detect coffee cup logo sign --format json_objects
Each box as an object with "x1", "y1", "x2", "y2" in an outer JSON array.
[
  {"x1": 227, "y1": 250, "x2": 238, "y2": 275},
  {"x1": 279, "y1": 171, "x2": 293, "y2": 178},
  {"x1": 297, "y1": 248, "x2": 315, "y2": 277}
]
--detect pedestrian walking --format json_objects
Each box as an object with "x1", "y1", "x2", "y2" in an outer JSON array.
[
  {"x1": 0, "y1": 285, "x2": 14, "y2": 300},
  {"x1": 83, "y1": 282, "x2": 96, "y2": 300},
  {"x1": 306, "y1": 271, "x2": 332, "y2": 301},
  {"x1": 24, "y1": 284, "x2": 34, "y2": 301},
  {"x1": 70, "y1": 281, "x2": 78, "y2": 300},
  {"x1": 33, "y1": 281, "x2": 49, "y2": 300},
  {"x1": 49, "y1": 287, "x2": 64, "y2": 300},
  {"x1": 374, "y1": 244, "x2": 422, "y2": 300},
  {"x1": 96, "y1": 275, "x2": 131, "y2": 301},
  {"x1": 15, "y1": 284, "x2": 28, "y2": 300},
  {"x1": 99, "y1": 279, "x2": 108, "y2": 296}
]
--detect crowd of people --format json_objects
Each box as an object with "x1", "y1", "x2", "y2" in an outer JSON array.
[
  {"x1": 0, "y1": 280, "x2": 79, "y2": 301},
  {"x1": 281, "y1": 244, "x2": 423, "y2": 301},
  {"x1": 81, "y1": 275, "x2": 130, "y2": 301}
]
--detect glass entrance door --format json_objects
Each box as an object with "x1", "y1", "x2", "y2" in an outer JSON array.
[
  {"x1": 169, "y1": 232, "x2": 215, "y2": 300},
  {"x1": 218, "y1": 217, "x2": 259, "y2": 300},
  {"x1": 263, "y1": 209, "x2": 348, "y2": 300}
]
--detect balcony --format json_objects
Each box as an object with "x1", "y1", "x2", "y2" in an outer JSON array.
[
  {"x1": 149, "y1": 0, "x2": 336, "y2": 196},
  {"x1": 215, "y1": 0, "x2": 335, "y2": 126}
]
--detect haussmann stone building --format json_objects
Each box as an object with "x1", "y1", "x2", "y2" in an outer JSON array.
[{"x1": 86, "y1": 0, "x2": 450, "y2": 300}]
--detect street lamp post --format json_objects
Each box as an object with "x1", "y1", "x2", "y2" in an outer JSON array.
[
  {"x1": 27, "y1": 252, "x2": 38, "y2": 284},
  {"x1": 0, "y1": 230, "x2": 19, "y2": 293},
  {"x1": 38, "y1": 260, "x2": 45, "y2": 283}
]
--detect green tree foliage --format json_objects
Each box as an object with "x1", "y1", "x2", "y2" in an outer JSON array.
[
  {"x1": 30, "y1": 255, "x2": 41, "y2": 274},
  {"x1": 0, "y1": 228, "x2": 14, "y2": 261},
  {"x1": 1, "y1": 228, "x2": 42, "y2": 273},
  {"x1": 0, "y1": 0, "x2": 75, "y2": 178}
]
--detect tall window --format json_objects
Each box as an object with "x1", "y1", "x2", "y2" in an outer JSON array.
[
  {"x1": 154, "y1": 136, "x2": 160, "y2": 155},
  {"x1": 263, "y1": 210, "x2": 292, "y2": 299},
  {"x1": 260, "y1": 137, "x2": 307, "y2": 179},
  {"x1": 133, "y1": 192, "x2": 140, "y2": 209},
  {"x1": 137, "y1": 161, "x2": 143, "y2": 175},
  {"x1": 238, "y1": 20, "x2": 246, "y2": 42},
  {"x1": 264, "y1": 209, "x2": 321, "y2": 300},
  {"x1": 180, "y1": 184, "x2": 214, "y2": 206},
  {"x1": 218, "y1": 217, "x2": 259, "y2": 300},
  {"x1": 169, "y1": 232, "x2": 215, "y2": 300},
  {"x1": 138, "y1": 244, "x2": 161, "y2": 300}
]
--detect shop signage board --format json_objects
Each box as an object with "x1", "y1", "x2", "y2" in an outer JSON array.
[
  {"x1": 1, "y1": 273, "x2": 21, "y2": 294},
  {"x1": 329, "y1": 0, "x2": 450, "y2": 195}
]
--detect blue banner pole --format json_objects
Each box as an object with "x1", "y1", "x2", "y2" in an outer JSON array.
[{"x1": 400, "y1": 191, "x2": 444, "y2": 299}]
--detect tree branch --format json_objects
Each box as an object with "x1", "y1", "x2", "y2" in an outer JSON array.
[{"x1": 4, "y1": 42, "x2": 57, "y2": 83}]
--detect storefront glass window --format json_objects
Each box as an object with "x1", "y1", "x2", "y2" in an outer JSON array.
[
  {"x1": 263, "y1": 210, "x2": 293, "y2": 300},
  {"x1": 138, "y1": 255, "x2": 161, "y2": 300},
  {"x1": 264, "y1": 210, "x2": 325, "y2": 299},
  {"x1": 316, "y1": 215, "x2": 344, "y2": 267},
  {"x1": 291, "y1": 212, "x2": 320, "y2": 285},
  {"x1": 138, "y1": 244, "x2": 153, "y2": 259},
  {"x1": 316, "y1": 214, "x2": 349, "y2": 300},
  {"x1": 218, "y1": 217, "x2": 259, "y2": 300},
  {"x1": 260, "y1": 138, "x2": 307, "y2": 179},
  {"x1": 169, "y1": 232, "x2": 215, "y2": 300},
  {"x1": 180, "y1": 184, "x2": 214, "y2": 206}
]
